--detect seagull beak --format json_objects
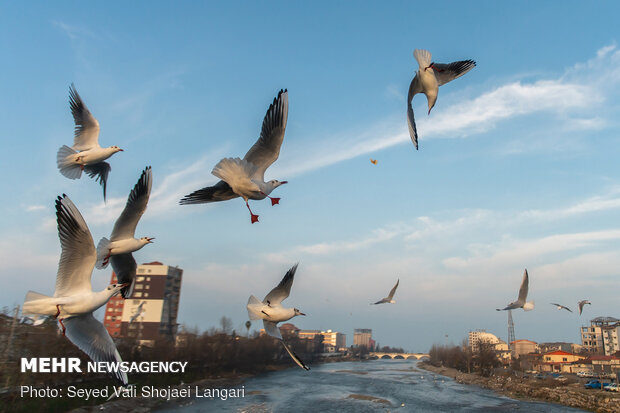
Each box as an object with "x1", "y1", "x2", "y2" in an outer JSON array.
[
  {"x1": 120, "y1": 283, "x2": 131, "y2": 288},
  {"x1": 147, "y1": 237, "x2": 155, "y2": 243},
  {"x1": 300, "y1": 312, "x2": 306, "y2": 316},
  {"x1": 118, "y1": 148, "x2": 124, "y2": 151},
  {"x1": 281, "y1": 181, "x2": 288, "y2": 185}
]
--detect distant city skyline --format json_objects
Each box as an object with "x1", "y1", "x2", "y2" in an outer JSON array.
[{"x1": 1, "y1": 2, "x2": 620, "y2": 352}]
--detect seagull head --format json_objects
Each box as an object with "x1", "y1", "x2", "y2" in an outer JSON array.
[
  {"x1": 294, "y1": 308, "x2": 306, "y2": 317},
  {"x1": 140, "y1": 236, "x2": 155, "y2": 245},
  {"x1": 427, "y1": 93, "x2": 437, "y2": 115},
  {"x1": 267, "y1": 179, "x2": 288, "y2": 191},
  {"x1": 109, "y1": 145, "x2": 124, "y2": 153}
]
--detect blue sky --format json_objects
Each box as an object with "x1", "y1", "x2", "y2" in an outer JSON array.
[{"x1": 1, "y1": 2, "x2": 620, "y2": 352}]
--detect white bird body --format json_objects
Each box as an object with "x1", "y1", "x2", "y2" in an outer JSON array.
[
  {"x1": 25, "y1": 289, "x2": 120, "y2": 318},
  {"x1": 102, "y1": 237, "x2": 150, "y2": 257},
  {"x1": 64, "y1": 146, "x2": 121, "y2": 167},
  {"x1": 247, "y1": 296, "x2": 297, "y2": 323}
]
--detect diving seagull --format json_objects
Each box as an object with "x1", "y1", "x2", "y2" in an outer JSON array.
[
  {"x1": 578, "y1": 300, "x2": 591, "y2": 315},
  {"x1": 371, "y1": 279, "x2": 399, "y2": 305},
  {"x1": 180, "y1": 89, "x2": 289, "y2": 224},
  {"x1": 56, "y1": 84, "x2": 123, "y2": 201},
  {"x1": 96, "y1": 166, "x2": 154, "y2": 297},
  {"x1": 407, "y1": 49, "x2": 476, "y2": 150},
  {"x1": 496, "y1": 269, "x2": 535, "y2": 311},
  {"x1": 247, "y1": 263, "x2": 310, "y2": 370},
  {"x1": 550, "y1": 303, "x2": 572, "y2": 312},
  {"x1": 22, "y1": 194, "x2": 129, "y2": 386}
]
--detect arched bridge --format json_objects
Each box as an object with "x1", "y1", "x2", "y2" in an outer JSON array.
[{"x1": 369, "y1": 352, "x2": 430, "y2": 360}]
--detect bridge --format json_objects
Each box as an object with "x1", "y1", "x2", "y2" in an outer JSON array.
[{"x1": 369, "y1": 352, "x2": 429, "y2": 360}]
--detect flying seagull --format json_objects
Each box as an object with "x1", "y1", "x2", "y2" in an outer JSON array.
[
  {"x1": 129, "y1": 301, "x2": 146, "y2": 323},
  {"x1": 56, "y1": 84, "x2": 123, "y2": 201},
  {"x1": 370, "y1": 158, "x2": 378, "y2": 165},
  {"x1": 180, "y1": 89, "x2": 289, "y2": 224},
  {"x1": 96, "y1": 166, "x2": 154, "y2": 297},
  {"x1": 22, "y1": 194, "x2": 129, "y2": 386},
  {"x1": 407, "y1": 49, "x2": 476, "y2": 150},
  {"x1": 550, "y1": 303, "x2": 572, "y2": 312},
  {"x1": 578, "y1": 300, "x2": 591, "y2": 315},
  {"x1": 247, "y1": 264, "x2": 310, "y2": 370},
  {"x1": 371, "y1": 279, "x2": 399, "y2": 305},
  {"x1": 496, "y1": 269, "x2": 535, "y2": 311}
]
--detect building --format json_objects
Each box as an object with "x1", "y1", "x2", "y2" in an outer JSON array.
[
  {"x1": 353, "y1": 329, "x2": 372, "y2": 348},
  {"x1": 538, "y1": 342, "x2": 582, "y2": 354},
  {"x1": 279, "y1": 323, "x2": 300, "y2": 338},
  {"x1": 581, "y1": 317, "x2": 620, "y2": 355},
  {"x1": 103, "y1": 261, "x2": 183, "y2": 346},
  {"x1": 511, "y1": 339, "x2": 538, "y2": 358},
  {"x1": 297, "y1": 329, "x2": 346, "y2": 353},
  {"x1": 468, "y1": 330, "x2": 511, "y2": 364}
]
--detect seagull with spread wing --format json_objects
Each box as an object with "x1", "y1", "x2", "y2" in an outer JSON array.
[
  {"x1": 22, "y1": 194, "x2": 129, "y2": 386},
  {"x1": 407, "y1": 49, "x2": 476, "y2": 150},
  {"x1": 578, "y1": 300, "x2": 591, "y2": 315},
  {"x1": 96, "y1": 167, "x2": 154, "y2": 297},
  {"x1": 180, "y1": 89, "x2": 288, "y2": 223},
  {"x1": 496, "y1": 269, "x2": 535, "y2": 311},
  {"x1": 129, "y1": 301, "x2": 147, "y2": 323},
  {"x1": 56, "y1": 84, "x2": 123, "y2": 201},
  {"x1": 371, "y1": 279, "x2": 399, "y2": 305},
  {"x1": 550, "y1": 303, "x2": 573, "y2": 312},
  {"x1": 247, "y1": 264, "x2": 309, "y2": 370}
]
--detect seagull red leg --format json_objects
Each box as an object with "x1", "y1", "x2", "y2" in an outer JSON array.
[
  {"x1": 260, "y1": 191, "x2": 280, "y2": 206},
  {"x1": 54, "y1": 304, "x2": 61, "y2": 319},
  {"x1": 245, "y1": 201, "x2": 259, "y2": 224}
]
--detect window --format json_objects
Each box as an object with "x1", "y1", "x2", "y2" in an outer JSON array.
[
  {"x1": 145, "y1": 285, "x2": 150, "y2": 289},
  {"x1": 135, "y1": 284, "x2": 143, "y2": 290},
  {"x1": 137, "y1": 276, "x2": 145, "y2": 281},
  {"x1": 135, "y1": 292, "x2": 142, "y2": 297},
  {"x1": 563, "y1": 357, "x2": 567, "y2": 362},
  {"x1": 144, "y1": 293, "x2": 149, "y2": 298}
]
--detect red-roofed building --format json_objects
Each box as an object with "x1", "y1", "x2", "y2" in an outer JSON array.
[{"x1": 536, "y1": 350, "x2": 586, "y2": 372}]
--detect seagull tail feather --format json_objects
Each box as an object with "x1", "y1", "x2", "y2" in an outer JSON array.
[
  {"x1": 523, "y1": 301, "x2": 535, "y2": 311},
  {"x1": 57, "y1": 145, "x2": 82, "y2": 179},
  {"x1": 413, "y1": 49, "x2": 432, "y2": 68},
  {"x1": 22, "y1": 291, "x2": 55, "y2": 316},
  {"x1": 247, "y1": 295, "x2": 264, "y2": 320}
]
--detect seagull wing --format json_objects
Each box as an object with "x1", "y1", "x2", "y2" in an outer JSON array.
[
  {"x1": 280, "y1": 340, "x2": 310, "y2": 371},
  {"x1": 263, "y1": 263, "x2": 298, "y2": 305},
  {"x1": 84, "y1": 162, "x2": 111, "y2": 201},
  {"x1": 63, "y1": 313, "x2": 128, "y2": 386},
  {"x1": 69, "y1": 84, "x2": 100, "y2": 150},
  {"x1": 407, "y1": 75, "x2": 422, "y2": 150},
  {"x1": 372, "y1": 299, "x2": 387, "y2": 305},
  {"x1": 179, "y1": 180, "x2": 238, "y2": 205},
  {"x1": 431, "y1": 60, "x2": 476, "y2": 87},
  {"x1": 54, "y1": 195, "x2": 95, "y2": 297},
  {"x1": 243, "y1": 89, "x2": 288, "y2": 181},
  {"x1": 110, "y1": 253, "x2": 137, "y2": 299},
  {"x1": 578, "y1": 300, "x2": 591, "y2": 315},
  {"x1": 517, "y1": 269, "x2": 529, "y2": 304},
  {"x1": 111, "y1": 167, "x2": 152, "y2": 240},
  {"x1": 387, "y1": 279, "x2": 399, "y2": 300},
  {"x1": 263, "y1": 320, "x2": 282, "y2": 340}
]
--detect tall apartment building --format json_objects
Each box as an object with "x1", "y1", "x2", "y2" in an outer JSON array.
[
  {"x1": 296, "y1": 329, "x2": 346, "y2": 352},
  {"x1": 468, "y1": 330, "x2": 506, "y2": 353},
  {"x1": 103, "y1": 261, "x2": 183, "y2": 345},
  {"x1": 353, "y1": 329, "x2": 372, "y2": 348},
  {"x1": 581, "y1": 317, "x2": 620, "y2": 355}
]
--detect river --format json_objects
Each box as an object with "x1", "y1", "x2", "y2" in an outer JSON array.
[{"x1": 159, "y1": 359, "x2": 586, "y2": 412}]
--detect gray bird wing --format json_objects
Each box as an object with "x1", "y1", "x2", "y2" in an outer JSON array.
[
  {"x1": 54, "y1": 195, "x2": 95, "y2": 297},
  {"x1": 263, "y1": 263, "x2": 298, "y2": 305},
  {"x1": 63, "y1": 313, "x2": 128, "y2": 386},
  {"x1": 280, "y1": 340, "x2": 310, "y2": 371},
  {"x1": 431, "y1": 60, "x2": 476, "y2": 87},
  {"x1": 407, "y1": 75, "x2": 422, "y2": 150},
  {"x1": 263, "y1": 320, "x2": 282, "y2": 340},
  {"x1": 111, "y1": 167, "x2": 152, "y2": 240},
  {"x1": 110, "y1": 253, "x2": 137, "y2": 299},
  {"x1": 179, "y1": 180, "x2": 238, "y2": 205},
  {"x1": 84, "y1": 162, "x2": 111, "y2": 202},
  {"x1": 387, "y1": 279, "x2": 400, "y2": 300},
  {"x1": 517, "y1": 269, "x2": 529, "y2": 304},
  {"x1": 243, "y1": 89, "x2": 288, "y2": 181},
  {"x1": 69, "y1": 84, "x2": 101, "y2": 151}
]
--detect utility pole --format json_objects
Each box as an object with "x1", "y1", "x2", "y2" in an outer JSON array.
[{"x1": 508, "y1": 310, "x2": 515, "y2": 348}]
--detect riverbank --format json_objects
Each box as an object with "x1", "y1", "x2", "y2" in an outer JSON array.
[{"x1": 418, "y1": 362, "x2": 620, "y2": 413}]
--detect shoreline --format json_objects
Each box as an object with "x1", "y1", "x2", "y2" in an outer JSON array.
[{"x1": 418, "y1": 362, "x2": 620, "y2": 413}]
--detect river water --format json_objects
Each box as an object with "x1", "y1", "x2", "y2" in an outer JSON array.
[{"x1": 160, "y1": 359, "x2": 586, "y2": 412}]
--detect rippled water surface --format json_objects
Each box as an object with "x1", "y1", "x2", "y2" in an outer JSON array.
[{"x1": 159, "y1": 359, "x2": 586, "y2": 412}]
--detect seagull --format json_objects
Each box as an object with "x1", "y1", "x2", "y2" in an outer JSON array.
[
  {"x1": 246, "y1": 263, "x2": 310, "y2": 370},
  {"x1": 180, "y1": 89, "x2": 289, "y2": 224},
  {"x1": 371, "y1": 279, "x2": 399, "y2": 305},
  {"x1": 56, "y1": 84, "x2": 123, "y2": 201},
  {"x1": 550, "y1": 303, "x2": 572, "y2": 312},
  {"x1": 370, "y1": 158, "x2": 378, "y2": 165},
  {"x1": 578, "y1": 300, "x2": 591, "y2": 315},
  {"x1": 96, "y1": 167, "x2": 154, "y2": 297},
  {"x1": 22, "y1": 194, "x2": 129, "y2": 386},
  {"x1": 407, "y1": 49, "x2": 476, "y2": 150},
  {"x1": 496, "y1": 269, "x2": 535, "y2": 311},
  {"x1": 129, "y1": 301, "x2": 146, "y2": 323}
]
